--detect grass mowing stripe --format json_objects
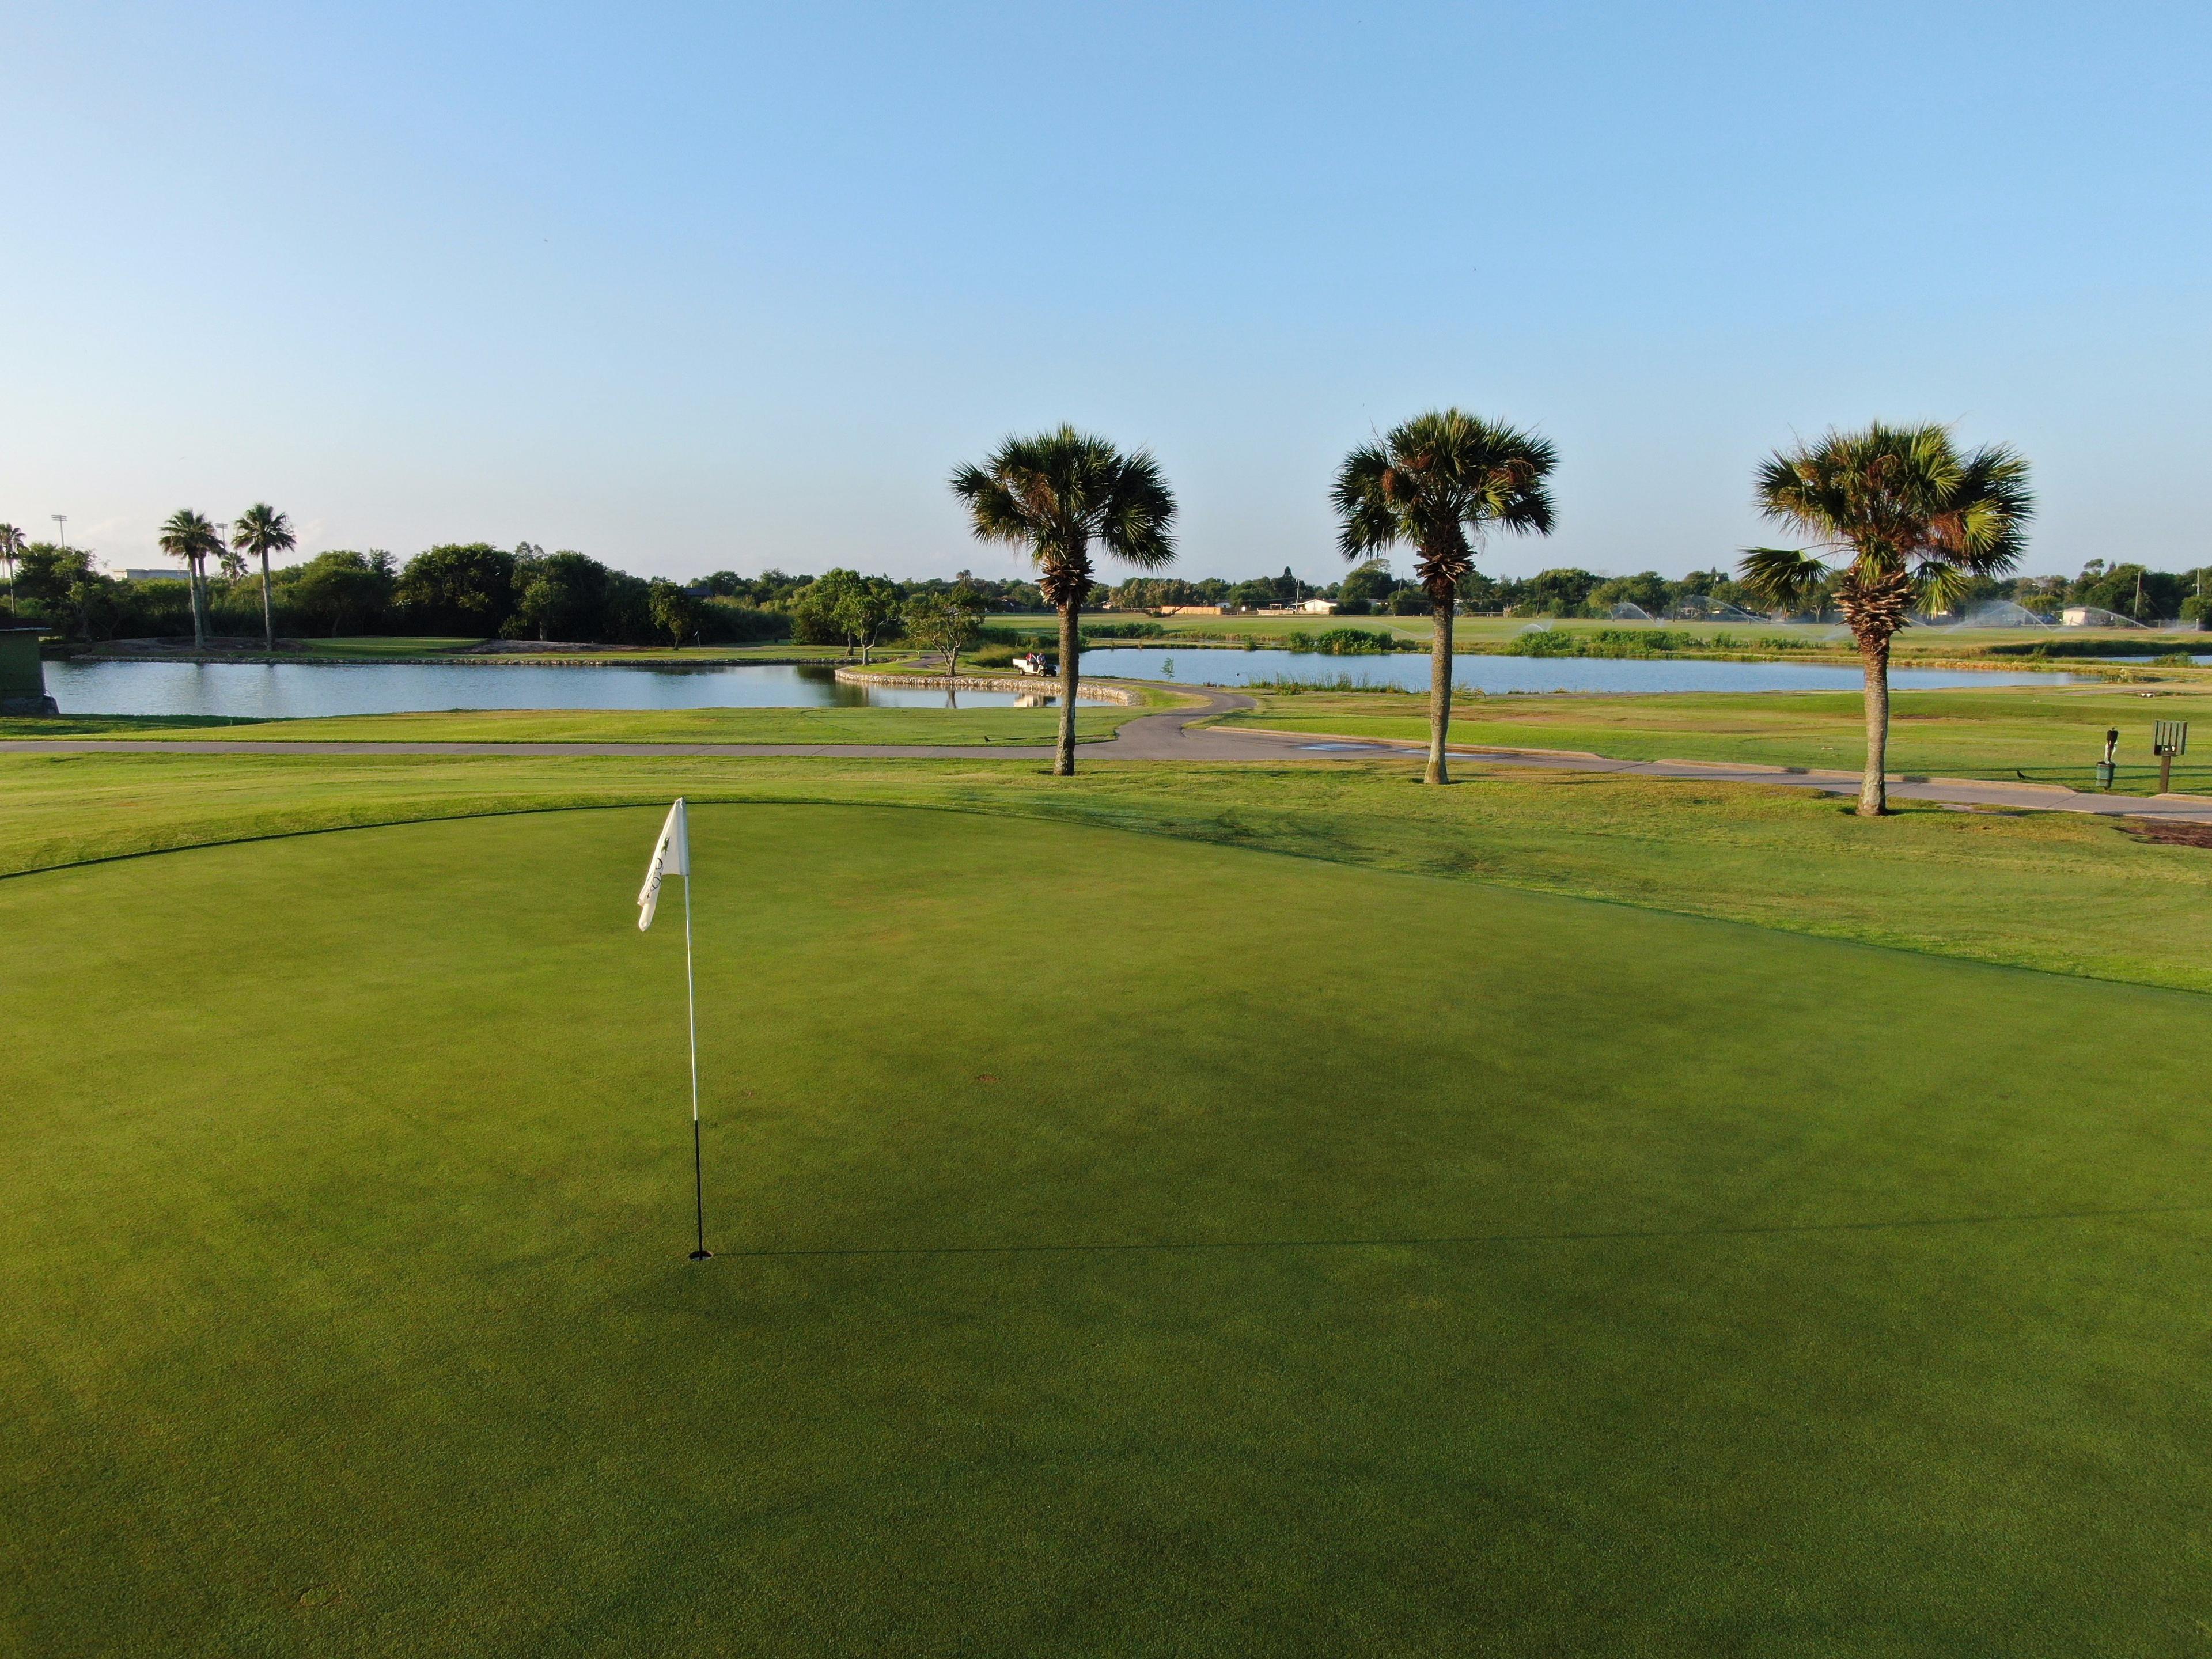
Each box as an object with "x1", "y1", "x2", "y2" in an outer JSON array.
[{"x1": 696, "y1": 1201, "x2": 2212, "y2": 1259}]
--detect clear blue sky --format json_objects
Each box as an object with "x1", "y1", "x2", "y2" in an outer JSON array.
[{"x1": 3, "y1": 1, "x2": 2205, "y2": 585}]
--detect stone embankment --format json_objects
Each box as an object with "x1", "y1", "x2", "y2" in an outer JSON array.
[{"x1": 832, "y1": 668, "x2": 1146, "y2": 704}]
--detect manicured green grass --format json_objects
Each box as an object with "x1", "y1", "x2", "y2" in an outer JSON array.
[
  {"x1": 5, "y1": 802, "x2": 2210, "y2": 1655},
  {"x1": 1081, "y1": 611, "x2": 2206, "y2": 661},
  {"x1": 23, "y1": 705, "x2": 1145, "y2": 746},
  {"x1": 0, "y1": 713, "x2": 260, "y2": 738},
  {"x1": 6, "y1": 749, "x2": 2209, "y2": 991},
  {"x1": 1222, "y1": 684, "x2": 2212, "y2": 793}
]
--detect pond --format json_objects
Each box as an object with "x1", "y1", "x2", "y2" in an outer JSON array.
[
  {"x1": 44, "y1": 661, "x2": 1101, "y2": 720},
  {"x1": 1081, "y1": 646, "x2": 2076, "y2": 694}
]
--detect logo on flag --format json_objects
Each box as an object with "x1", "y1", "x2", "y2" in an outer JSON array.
[{"x1": 637, "y1": 798, "x2": 690, "y2": 931}]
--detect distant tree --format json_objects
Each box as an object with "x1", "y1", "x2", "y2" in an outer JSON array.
[
  {"x1": 0, "y1": 524, "x2": 23, "y2": 612},
  {"x1": 903, "y1": 582, "x2": 988, "y2": 677},
  {"x1": 649, "y1": 580, "x2": 700, "y2": 649},
  {"x1": 1517, "y1": 567, "x2": 1603, "y2": 616},
  {"x1": 157, "y1": 509, "x2": 224, "y2": 647},
  {"x1": 791, "y1": 569, "x2": 861, "y2": 652},
  {"x1": 1335, "y1": 410, "x2": 1558, "y2": 784},
  {"x1": 1338, "y1": 559, "x2": 1398, "y2": 613},
  {"x1": 65, "y1": 572, "x2": 122, "y2": 641},
  {"x1": 230, "y1": 503, "x2": 297, "y2": 652},
  {"x1": 13, "y1": 544, "x2": 94, "y2": 619},
  {"x1": 951, "y1": 425, "x2": 1177, "y2": 776},
  {"x1": 286, "y1": 550, "x2": 397, "y2": 637},
  {"x1": 832, "y1": 575, "x2": 902, "y2": 664},
  {"x1": 1227, "y1": 579, "x2": 1278, "y2": 611},
  {"x1": 1588, "y1": 571, "x2": 1671, "y2": 616},
  {"x1": 696, "y1": 570, "x2": 748, "y2": 597},
  {"x1": 1740, "y1": 422, "x2": 2032, "y2": 816},
  {"x1": 509, "y1": 550, "x2": 606, "y2": 642},
  {"x1": 396, "y1": 543, "x2": 516, "y2": 636},
  {"x1": 1456, "y1": 570, "x2": 1505, "y2": 613},
  {"x1": 2070, "y1": 561, "x2": 2180, "y2": 624}
]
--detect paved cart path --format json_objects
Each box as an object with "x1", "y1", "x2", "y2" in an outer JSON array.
[{"x1": 9, "y1": 685, "x2": 2212, "y2": 823}]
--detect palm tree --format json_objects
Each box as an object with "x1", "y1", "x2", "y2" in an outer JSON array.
[
  {"x1": 1334, "y1": 410, "x2": 1557, "y2": 783},
  {"x1": 951, "y1": 426, "x2": 1176, "y2": 775},
  {"x1": 157, "y1": 509, "x2": 223, "y2": 648},
  {"x1": 0, "y1": 524, "x2": 24, "y2": 613},
  {"x1": 231, "y1": 503, "x2": 296, "y2": 652},
  {"x1": 1738, "y1": 422, "x2": 2032, "y2": 816}
]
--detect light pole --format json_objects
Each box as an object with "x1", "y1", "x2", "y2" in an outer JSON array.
[{"x1": 51, "y1": 514, "x2": 66, "y2": 549}]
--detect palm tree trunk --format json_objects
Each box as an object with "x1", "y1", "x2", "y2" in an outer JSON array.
[
  {"x1": 1055, "y1": 601, "x2": 1080, "y2": 776},
  {"x1": 1858, "y1": 632, "x2": 1891, "y2": 816},
  {"x1": 1425, "y1": 597, "x2": 1455, "y2": 785},
  {"x1": 191, "y1": 560, "x2": 207, "y2": 649},
  {"x1": 259, "y1": 552, "x2": 274, "y2": 652}
]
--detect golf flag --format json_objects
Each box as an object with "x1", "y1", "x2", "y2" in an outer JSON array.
[
  {"x1": 637, "y1": 798, "x2": 690, "y2": 931},
  {"x1": 636, "y1": 797, "x2": 711, "y2": 1259}
]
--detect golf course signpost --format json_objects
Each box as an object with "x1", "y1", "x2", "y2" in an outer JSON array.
[{"x1": 2154, "y1": 720, "x2": 2188, "y2": 794}]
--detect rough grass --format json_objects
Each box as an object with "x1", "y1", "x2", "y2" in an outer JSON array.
[
  {"x1": 1222, "y1": 685, "x2": 2212, "y2": 792},
  {"x1": 5, "y1": 802, "x2": 2210, "y2": 1656},
  {"x1": 5, "y1": 749, "x2": 2210, "y2": 991}
]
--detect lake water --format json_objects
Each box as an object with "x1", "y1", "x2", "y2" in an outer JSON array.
[
  {"x1": 46, "y1": 652, "x2": 2077, "y2": 718},
  {"x1": 1084, "y1": 647, "x2": 2074, "y2": 694},
  {"x1": 45, "y1": 661, "x2": 1099, "y2": 719}
]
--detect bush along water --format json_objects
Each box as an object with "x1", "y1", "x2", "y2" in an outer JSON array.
[
  {"x1": 1506, "y1": 627, "x2": 1789, "y2": 658},
  {"x1": 1278, "y1": 627, "x2": 1407, "y2": 655}
]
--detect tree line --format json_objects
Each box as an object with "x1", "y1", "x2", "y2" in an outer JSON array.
[{"x1": 0, "y1": 410, "x2": 2156, "y2": 819}]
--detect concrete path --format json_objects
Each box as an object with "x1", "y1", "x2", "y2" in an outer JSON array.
[{"x1": 9, "y1": 684, "x2": 2211, "y2": 823}]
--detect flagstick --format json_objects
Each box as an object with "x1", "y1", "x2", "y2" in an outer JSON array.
[{"x1": 683, "y1": 862, "x2": 710, "y2": 1260}]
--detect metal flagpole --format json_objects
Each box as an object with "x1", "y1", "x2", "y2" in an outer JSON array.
[{"x1": 683, "y1": 854, "x2": 710, "y2": 1260}]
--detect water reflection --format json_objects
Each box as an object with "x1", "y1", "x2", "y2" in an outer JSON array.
[{"x1": 45, "y1": 660, "x2": 1106, "y2": 719}]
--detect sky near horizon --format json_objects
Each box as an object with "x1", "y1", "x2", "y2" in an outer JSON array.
[{"x1": 3, "y1": 1, "x2": 2206, "y2": 586}]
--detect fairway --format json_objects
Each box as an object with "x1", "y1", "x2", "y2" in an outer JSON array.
[{"x1": 6, "y1": 805, "x2": 2211, "y2": 1655}]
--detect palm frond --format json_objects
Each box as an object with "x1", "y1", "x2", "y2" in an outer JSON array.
[
  {"x1": 950, "y1": 427, "x2": 1177, "y2": 579},
  {"x1": 1915, "y1": 559, "x2": 1971, "y2": 616},
  {"x1": 1755, "y1": 422, "x2": 2034, "y2": 590},
  {"x1": 231, "y1": 502, "x2": 296, "y2": 558},
  {"x1": 1331, "y1": 411, "x2": 1556, "y2": 573},
  {"x1": 1737, "y1": 546, "x2": 1832, "y2": 609},
  {"x1": 1332, "y1": 445, "x2": 1400, "y2": 560}
]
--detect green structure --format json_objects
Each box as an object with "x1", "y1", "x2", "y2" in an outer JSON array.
[{"x1": 0, "y1": 625, "x2": 57, "y2": 715}]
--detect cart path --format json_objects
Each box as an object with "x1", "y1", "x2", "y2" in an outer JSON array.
[{"x1": 9, "y1": 685, "x2": 2212, "y2": 823}]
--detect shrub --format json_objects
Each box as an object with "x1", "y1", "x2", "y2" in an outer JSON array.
[
  {"x1": 1306, "y1": 628, "x2": 1395, "y2": 655},
  {"x1": 1081, "y1": 620, "x2": 1165, "y2": 639},
  {"x1": 1513, "y1": 628, "x2": 1581, "y2": 657}
]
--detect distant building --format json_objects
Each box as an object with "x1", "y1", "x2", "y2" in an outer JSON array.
[
  {"x1": 1157, "y1": 604, "x2": 1228, "y2": 616},
  {"x1": 1297, "y1": 598, "x2": 1337, "y2": 614},
  {"x1": 124, "y1": 568, "x2": 190, "y2": 582}
]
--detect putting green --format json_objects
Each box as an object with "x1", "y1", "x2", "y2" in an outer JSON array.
[{"x1": 5, "y1": 804, "x2": 2209, "y2": 1656}]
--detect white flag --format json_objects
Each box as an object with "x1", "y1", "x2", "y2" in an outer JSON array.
[{"x1": 637, "y1": 798, "x2": 690, "y2": 931}]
